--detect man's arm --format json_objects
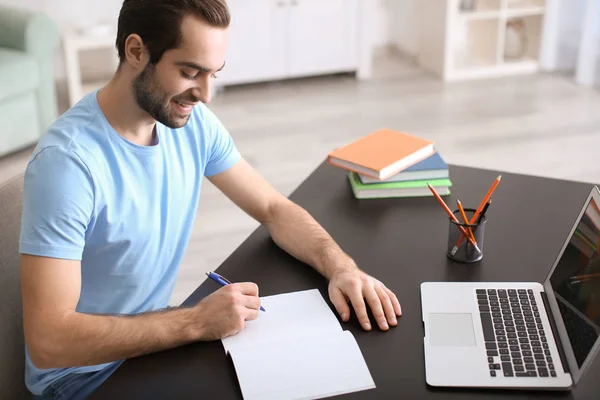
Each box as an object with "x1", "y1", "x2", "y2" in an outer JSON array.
[
  {"x1": 208, "y1": 159, "x2": 402, "y2": 331},
  {"x1": 21, "y1": 254, "x2": 261, "y2": 369},
  {"x1": 207, "y1": 160, "x2": 351, "y2": 279}
]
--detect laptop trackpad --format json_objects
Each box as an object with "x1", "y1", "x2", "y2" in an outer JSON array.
[{"x1": 428, "y1": 313, "x2": 476, "y2": 347}]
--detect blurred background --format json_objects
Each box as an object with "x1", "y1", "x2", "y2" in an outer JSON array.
[{"x1": 1, "y1": 0, "x2": 600, "y2": 305}]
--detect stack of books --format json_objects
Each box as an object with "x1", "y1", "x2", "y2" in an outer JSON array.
[{"x1": 327, "y1": 128, "x2": 451, "y2": 199}]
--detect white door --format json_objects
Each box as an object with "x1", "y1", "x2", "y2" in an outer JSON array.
[
  {"x1": 286, "y1": 0, "x2": 358, "y2": 77},
  {"x1": 218, "y1": 0, "x2": 287, "y2": 85}
]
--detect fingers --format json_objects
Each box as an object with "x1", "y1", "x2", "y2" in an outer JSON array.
[
  {"x1": 364, "y1": 285, "x2": 388, "y2": 330},
  {"x1": 241, "y1": 294, "x2": 262, "y2": 311},
  {"x1": 387, "y1": 287, "x2": 402, "y2": 316},
  {"x1": 221, "y1": 283, "x2": 262, "y2": 314},
  {"x1": 232, "y1": 282, "x2": 259, "y2": 296},
  {"x1": 375, "y1": 285, "x2": 398, "y2": 327},
  {"x1": 236, "y1": 296, "x2": 261, "y2": 323},
  {"x1": 329, "y1": 286, "x2": 351, "y2": 322},
  {"x1": 346, "y1": 284, "x2": 372, "y2": 331},
  {"x1": 244, "y1": 307, "x2": 260, "y2": 321}
]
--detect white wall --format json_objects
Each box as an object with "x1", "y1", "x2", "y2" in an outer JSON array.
[
  {"x1": 553, "y1": 0, "x2": 586, "y2": 71},
  {"x1": 371, "y1": 0, "x2": 392, "y2": 48},
  {"x1": 386, "y1": 0, "x2": 419, "y2": 56},
  {"x1": 368, "y1": 0, "x2": 420, "y2": 56}
]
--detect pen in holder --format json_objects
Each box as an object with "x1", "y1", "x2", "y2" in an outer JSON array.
[{"x1": 447, "y1": 208, "x2": 486, "y2": 263}]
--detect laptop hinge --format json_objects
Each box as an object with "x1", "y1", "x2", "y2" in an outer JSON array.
[{"x1": 541, "y1": 291, "x2": 570, "y2": 374}]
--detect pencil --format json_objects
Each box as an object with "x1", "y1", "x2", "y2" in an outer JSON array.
[
  {"x1": 452, "y1": 175, "x2": 501, "y2": 254},
  {"x1": 427, "y1": 183, "x2": 481, "y2": 252},
  {"x1": 471, "y1": 175, "x2": 502, "y2": 223},
  {"x1": 457, "y1": 199, "x2": 476, "y2": 243},
  {"x1": 570, "y1": 272, "x2": 600, "y2": 281},
  {"x1": 570, "y1": 276, "x2": 600, "y2": 284},
  {"x1": 477, "y1": 199, "x2": 492, "y2": 224}
]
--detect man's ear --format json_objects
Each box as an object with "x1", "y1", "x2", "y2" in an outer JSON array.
[{"x1": 123, "y1": 33, "x2": 148, "y2": 69}]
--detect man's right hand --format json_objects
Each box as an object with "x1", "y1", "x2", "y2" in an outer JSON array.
[
  {"x1": 193, "y1": 282, "x2": 262, "y2": 341},
  {"x1": 22, "y1": 255, "x2": 264, "y2": 369}
]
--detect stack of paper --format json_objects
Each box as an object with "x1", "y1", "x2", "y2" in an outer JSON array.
[{"x1": 221, "y1": 289, "x2": 375, "y2": 400}]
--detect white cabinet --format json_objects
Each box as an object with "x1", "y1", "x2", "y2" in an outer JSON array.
[
  {"x1": 287, "y1": 0, "x2": 358, "y2": 76},
  {"x1": 220, "y1": 0, "x2": 286, "y2": 84},
  {"x1": 218, "y1": 0, "x2": 365, "y2": 86}
]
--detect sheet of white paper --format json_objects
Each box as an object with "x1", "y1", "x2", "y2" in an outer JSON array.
[
  {"x1": 230, "y1": 330, "x2": 376, "y2": 400},
  {"x1": 221, "y1": 289, "x2": 342, "y2": 355}
]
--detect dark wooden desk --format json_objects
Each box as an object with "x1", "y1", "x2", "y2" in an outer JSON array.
[{"x1": 92, "y1": 163, "x2": 600, "y2": 399}]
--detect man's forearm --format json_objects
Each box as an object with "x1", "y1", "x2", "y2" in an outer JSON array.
[
  {"x1": 265, "y1": 199, "x2": 358, "y2": 279},
  {"x1": 34, "y1": 306, "x2": 198, "y2": 369}
]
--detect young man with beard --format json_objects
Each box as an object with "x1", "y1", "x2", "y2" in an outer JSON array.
[{"x1": 20, "y1": 0, "x2": 402, "y2": 398}]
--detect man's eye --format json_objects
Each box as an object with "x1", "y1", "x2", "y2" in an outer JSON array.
[
  {"x1": 181, "y1": 71, "x2": 195, "y2": 80},
  {"x1": 211, "y1": 73, "x2": 219, "y2": 79}
]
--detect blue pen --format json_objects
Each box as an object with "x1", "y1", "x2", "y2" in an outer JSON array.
[{"x1": 206, "y1": 272, "x2": 265, "y2": 312}]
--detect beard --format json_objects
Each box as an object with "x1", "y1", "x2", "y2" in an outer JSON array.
[{"x1": 132, "y1": 62, "x2": 191, "y2": 129}]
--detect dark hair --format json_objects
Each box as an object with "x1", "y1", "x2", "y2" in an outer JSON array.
[{"x1": 116, "y1": 0, "x2": 230, "y2": 64}]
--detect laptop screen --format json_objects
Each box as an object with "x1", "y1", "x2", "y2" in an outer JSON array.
[{"x1": 549, "y1": 196, "x2": 600, "y2": 368}]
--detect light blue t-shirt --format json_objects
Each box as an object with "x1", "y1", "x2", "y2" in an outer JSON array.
[{"x1": 19, "y1": 90, "x2": 240, "y2": 395}]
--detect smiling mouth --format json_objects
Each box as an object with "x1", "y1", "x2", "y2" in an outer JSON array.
[
  {"x1": 174, "y1": 99, "x2": 196, "y2": 107},
  {"x1": 172, "y1": 99, "x2": 196, "y2": 114}
]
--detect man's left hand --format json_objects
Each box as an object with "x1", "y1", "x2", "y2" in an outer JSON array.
[{"x1": 328, "y1": 268, "x2": 402, "y2": 331}]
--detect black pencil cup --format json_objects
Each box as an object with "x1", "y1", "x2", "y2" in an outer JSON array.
[{"x1": 447, "y1": 208, "x2": 486, "y2": 263}]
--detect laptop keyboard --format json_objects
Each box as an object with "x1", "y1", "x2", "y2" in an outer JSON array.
[{"x1": 476, "y1": 289, "x2": 557, "y2": 378}]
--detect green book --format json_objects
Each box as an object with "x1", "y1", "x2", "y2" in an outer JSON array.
[{"x1": 347, "y1": 172, "x2": 451, "y2": 199}]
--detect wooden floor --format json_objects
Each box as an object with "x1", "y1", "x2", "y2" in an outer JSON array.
[{"x1": 2, "y1": 52, "x2": 600, "y2": 306}]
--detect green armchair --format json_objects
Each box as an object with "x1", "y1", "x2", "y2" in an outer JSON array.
[{"x1": 0, "y1": 5, "x2": 59, "y2": 157}]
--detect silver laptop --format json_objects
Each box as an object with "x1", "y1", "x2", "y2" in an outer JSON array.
[{"x1": 421, "y1": 186, "x2": 600, "y2": 390}]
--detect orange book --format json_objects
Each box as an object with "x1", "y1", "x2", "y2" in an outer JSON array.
[{"x1": 327, "y1": 129, "x2": 435, "y2": 180}]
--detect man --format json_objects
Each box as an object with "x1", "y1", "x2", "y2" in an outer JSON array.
[{"x1": 20, "y1": 0, "x2": 402, "y2": 398}]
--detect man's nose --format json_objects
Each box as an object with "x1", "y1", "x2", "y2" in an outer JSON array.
[{"x1": 192, "y1": 76, "x2": 211, "y2": 104}]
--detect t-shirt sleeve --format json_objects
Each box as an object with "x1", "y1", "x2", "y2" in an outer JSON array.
[
  {"x1": 19, "y1": 146, "x2": 95, "y2": 260},
  {"x1": 202, "y1": 106, "x2": 241, "y2": 177}
]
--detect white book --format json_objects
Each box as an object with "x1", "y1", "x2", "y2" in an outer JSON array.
[{"x1": 221, "y1": 289, "x2": 376, "y2": 400}]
